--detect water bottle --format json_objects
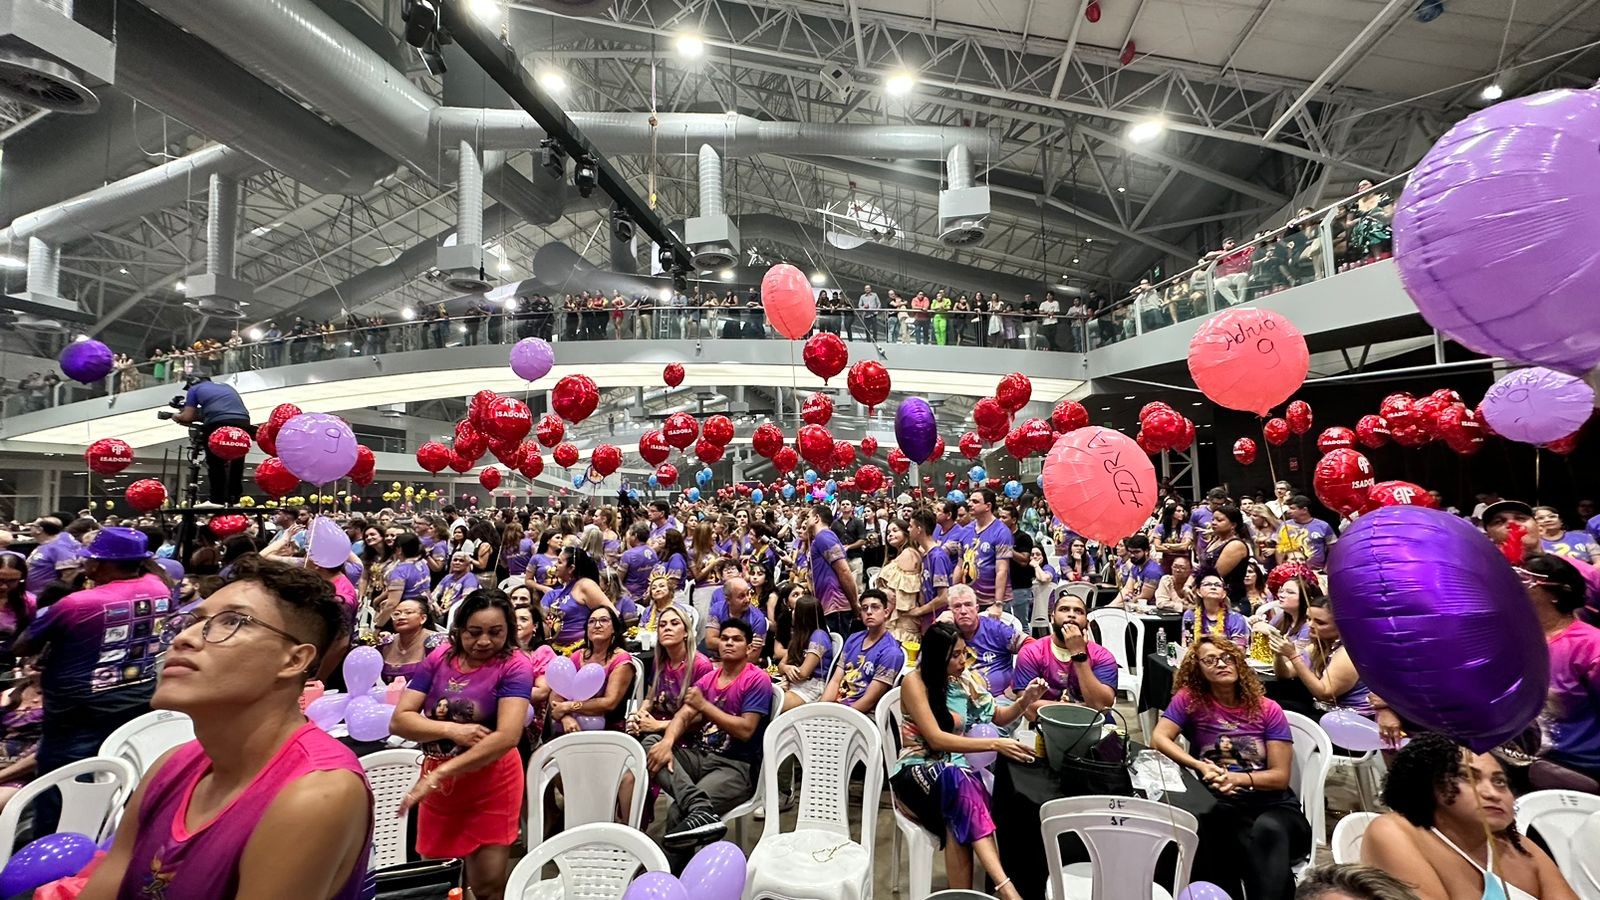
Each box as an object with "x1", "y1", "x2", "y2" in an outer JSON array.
[{"x1": 1155, "y1": 628, "x2": 1168, "y2": 658}]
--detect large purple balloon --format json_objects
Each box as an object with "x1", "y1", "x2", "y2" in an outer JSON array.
[
  {"x1": 510, "y1": 337, "x2": 555, "y2": 381},
  {"x1": 275, "y1": 413, "x2": 359, "y2": 485},
  {"x1": 1177, "y1": 884, "x2": 1231, "y2": 900},
  {"x1": 58, "y1": 339, "x2": 114, "y2": 384},
  {"x1": 0, "y1": 832, "x2": 97, "y2": 896},
  {"x1": 1478, "y1": 367, "x2": 1595, "y2": 445},
  {"x1": 1395, "y1": 89, "x2": 1600, "y2": 376},
  {"x1": 1328, "y1": 506, "x2": 1547, "y2": 752},
  {"x1": 894, "y1": 397, "x2": 938, "y2": 465}
]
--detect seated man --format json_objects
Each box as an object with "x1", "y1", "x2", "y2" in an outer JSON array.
[
  {"x1": 944, "y1": 584, "x2": 1026, "y2": 697},
  {"x1": 704, "y1": 574, "x2": 768, "y2": 661},
  {"x1": 1154, "y1": 555, "x2": 1196, "y2": 613},
  {"x1": 1111, "y1": 534, "x2": 1163, "y2": 607},
  {"x1": 1012, "y1": 591, "x2": 1118, "y2": 715},
  {"x1": 1295, "y1": 865, "x2": 1422, "y2": 900},
  {"x1": 821, "y1": 589, "x2": 904, "y2": 716},
  {"x1": 644, "y1": 618, "x2": 772, "y2": 853}
]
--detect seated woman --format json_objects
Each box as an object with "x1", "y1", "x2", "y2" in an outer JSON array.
[
  {"x1": 1151, "y1": 635, "x2": 1310, "y2": 900},
  {"x1": 1519, "y1": 554, "x2": 1600, "y2": 789},
  {"x1": 1270, "y1": 589, "x2": 1375, "y2": 719},
  {"x1": 1181, "y1": 575, "x2": 1251, "y2": 645},
  {"x1": 378, "y1": 598, "x2": 446, "y2": 686},
  {"x1": 1361, "y1": 732, "x2": 1577, "y2": 900},
  {"x1": 544, "y1": 606, "x2": 634, "y2": 735},
  {"x1": 638, "y1": 574, "x2": 687, "y2": 631},
  {"x1": 892, "y1": 622, "x2": 1044, "y2": 900},
  {"x1": 1250, "y1": 574, "x2": 1315, "y2": 664},
  {"x1": 776, "y1": 595, "x2": 832, "y2": 711},
  {"x1": 0, "y1": 663, "x2": 41, "y2": 812}
]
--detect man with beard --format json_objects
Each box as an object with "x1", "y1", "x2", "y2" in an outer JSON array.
[{"x1": 1012, "y1": 591, "x2": 1118, "y2": 716}]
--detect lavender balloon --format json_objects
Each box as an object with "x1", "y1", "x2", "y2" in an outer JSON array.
[
  {"x1": 1395, "y1": 89, "x2": 1600, "y2": 376},
  {"x1": 276, "y1": 413, "x2": 359, "y2": 485},
  {"x1": 622, "y1": 872, "x2": 690, "y2": 900},
  {"x1": 345, "y1": 695, "x2": 392, "y2": 742},
  {"x1": 680, "y1": 842, "x2": 747, "y2": 900},
  {"x1": 1478, "y1": 367, "x2": 1596, "y2": 445},
  {"x1": 1328, "y1": 506, "x2": 1548, "y2": 752},
  {"x1": 894, "y1": 397, "x2": 938, "y2": 464},
  {"x1": 510, "y1": 337, "x2": 556, "y2": 381},
  {"x1": 1319, "y1": 709, "x2": 1388, "y2": 752},
  {"x1": 58, "y1": 339, "x2": 115, "y2": 383}
]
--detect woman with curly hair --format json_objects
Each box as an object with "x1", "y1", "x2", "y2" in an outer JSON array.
[
  {"x1": 1151, "y1": 634, "x2": 1309, "y2": 900},
  {"x1": 1361, "y1": 732, "x2": 1576, "y2": 900}
]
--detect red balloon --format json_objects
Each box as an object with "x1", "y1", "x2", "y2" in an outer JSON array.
[
  {"x1": 1263, "y1": 417, "x2": 1291, "y2": 446},
  {"x1": 654, "y1": 463, "x2": 679, "y2": 487},
  {"x1": 995, "y1": 372, "x2": 1033, "y2": 412},
  {"x1": 1005, "y1": 428, "x2": 1033, "y2": 460},
  {"x1": 1085, "y1": 0, "x2": 1101, "y2": 22},
  {"x1": 860, "y1": 436, "x2": 879, "y2": 457},
  {"x1": 267, "y1": 403, "x2": 302, "y2": 433},
  {"x1": 85, "y1": 438, "x2": 135, "y2": 474},
  {"x1": 701, "y1": 415, "x2": 735, "y2": 447},
  {"x1": 928, "y1": 436, "x2": 946, "y2": 464},
  {"x1": 1316, "y1": 426, "x2": 1356, "y2": 454},
  {"x1": 1355, "y1": 414, "x2": 1391, "y2": 449},
  {"x1": 1364, "y1": 480, "x2": 1437, "y2": 512},
  {"x1": 552, "y1": 374, "x2": 599, "y2": 423},
  {"x1": 1439, "y1": 406, "x2": 1486, "y2": 455},
  {"x1": 518, "y1": 453, "x2": 545, "y2": 479},
  {"x1": 1052, "y1": 400, "x2": 1089, "y2": 433},
  {"x1": 416, "y1": 441, "x2": 451, "y2": 473},
  {"x1": 1430, "y1": 388, "x2": 1462, "y2": 405},
  {"x1": 1134, "y1": 430, "x2": 1158, "y2": 455},
  {"x1": 125, "y1": 478, "x2": 168, "y2": 513},
  {"x1": 1143, "y1": 408, "x2": 1187, "y2": 452},
  {"x1": 1233, "y1": 437, "x2": 1258, "y2": 465},
  {"x1": 209, "y1": 514, "x2": 249, "y2": 537},
  {"x1": 886, "y1": 448, "x2": 910, "y2": 475},
  {"x1": 801, "y1": 393, "x2": 834, "y2": 426},
  {"x1": 256, "y1": 423, "x2": 279, "y2": 457},
  {"x1": 553, "y1": 442, "x2": 580, "y2": 468},
  {"x1": 773, "y1": 446, "x2": 799, "y2": 474},
  {"x1": 833, "y1": 439, "x2": 855, "y2": 470},
  {"x1": 973, "y1": 397, "x2": 1011, "y2": 433},
  {"x1": 454, "y1": 425, "x2": 487, "y2": 463},
  {"x1": 663, "y1": 362, "x2": 685, "y2": 388},
  {"x1": 254, "y1": 458, "x2": 300, "y2": 497},
  {"x1": 198, "y1": 427, "x2": 250, "y2": 463},
  {"x1": 1545, "y1": 431, "x2": 1583, "y2": 455},
  {"x1": 761, "y1": 263, "x2": 817, "y2": 340},
  {"x1": 535, "y1": 412, "x2": 566, "y2": 448},
  {"x1": 663, "y1": 412, "x2": 700, "y2": 449},
  {"x1": 1285, "y1": 400, "x2": 1313, "y2": 436},
  {"x1": 855, "y1": 464, "x2": 885, "y2": 494},
  {"x1": 847, "y1": 361, "x2": 891, "y2": 412},
  {"x1": 803, "y1": 332, "x2": 848, "y2": 383},
  {"x1": 695, "y1": 439, "x2": 725, "y2": 464},
  {"x1": 490, "y1": 437, "x2": 523, "y2": 469},
  {"x1": 1020, "y1": 417, "x2": 1055, "y2": 455},
  {"x1": 959, "y1": 431, "x2": 983, "y2": 460},
  {"x1": 1180, "y1": 417, "x2": 1197, "y2": 449},
  {"x1": 752, "y1": 423, "x2": 785, "y2": 458},
  {"x1": 469, "y1": 389, "x2": 497, "y2": 423},
  {"x1": 479, "y1": 467, "x2": 502, "y2": 491},
  {"x1": 1120, "y1": 41, "x2": 1137, "y2": 66},
  {"x1": 349, "y1": 445, "x2": 376, "y2": 486},
  {"x1": 1313, "y1": 449, "x2": 1375, "y2": 516},
  {"x1": 1139, "y1": 402, "x2": 1176, "y2": 424},
  {"x1": 591, "y1": 443, "x2": 623, "y2": 476},
  {"x1": 639, "y1": 430, "x2": 671, "y2": 466},
  {"x1": 798, "y1": 424, "x2": 835, "y2": 469},
  {"x1": 448, "y1": 451, "x2": 475, "y2": 474},
  {"x1": 484, "y1": 396, "x2": 533, "y2": 442}
]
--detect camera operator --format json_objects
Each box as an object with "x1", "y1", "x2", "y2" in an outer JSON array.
[{"x1": 160, "y1": 374, "x2": 251, "y2": 506}]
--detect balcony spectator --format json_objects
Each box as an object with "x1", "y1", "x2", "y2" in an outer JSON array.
[
  {"x1": 429, "y1": 303, "x2": 449, "y2": 348},
  {"x1": 19, "y1": 373, "x2": 48, "y2": 412},
  {"x1": 611, "y1": 290, "x2": 628, "y2": 340},
  {"x1": 1037, "y1": 291, "x2": 1059, "y2": 350},
  {"x1": 224, "y1": 328, "x2": 244, "y2": 371},
  {"x1": 1248, "y1": 231, "x2": 1294, "y2": 298},
  {"x1": 984, "y1": 294, "x2": 1005, "y2": 347},
  {"x1": 1065, "y1": 295, "x2": 1090, "y2": 351},
  {"x1": 1282, "y1": 208, "x2": 1321, "y2": 284},
  {"x1": 1210, "y1": 237, "x2": 1254, "y2": 307},
  {"x1": 1133, "y1": 279, "x2": 1169, "y2": 332},
  {"x1": 531, "y1": 293, "x2": 555, "y2": 341},
  {"x1": 910, "y1": 290, "x2": 932, "y2": 344},
  {"x1": 999, "y1": 293, "x2": 1020, "y2": 348},
  {"x1": 856, "y1": 284, "x2": 880, "y2": 342},
  {"x1": 1018, "y1": 292, "x2": 1039, "y2": 348},
  {"x1": 263, "y1": 321, "x2": 284, "y2": 367},
  {"x1": 947, "y1": 294, "x2": 970, "y2": 346},
  {"x1": 1349, "y1": 179, "x2": 1394, "y2": 263},
  {"x1": 742, "y1": 288, "x2": 764, "y2": 338}
]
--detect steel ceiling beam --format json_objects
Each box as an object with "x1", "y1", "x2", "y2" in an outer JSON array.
[{"x1": 1262, "y1": 0, "x2": 1412, "y2": 141}]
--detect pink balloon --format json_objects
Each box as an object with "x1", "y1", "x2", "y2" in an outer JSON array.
[
  {"x1": 760, "y1": 263, "x2": 817, "y2": 340},
  {"x1": 1187, "y1": 308, "x2": 1310, "y2": 415},
  {"x1": 1041, "y1": 428, "x2": 1158, "y2": 545},
  {"x1": 569, "y1": 662, "x2": 606, "y2": 701}
]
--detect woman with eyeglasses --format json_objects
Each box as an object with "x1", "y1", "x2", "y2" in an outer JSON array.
[
  {"x1": 378, "y1": 598, "x2": 445, "y2": 686},
  {"x1": 1151, "y1": 634, "x2": 1310, "y2": 900},
  {"x1": 1182, "y1": 575, "x2": 1250, "y2": 644},
  {"x1": 1269, "y1": 589, "x2": 1376, "y2": 722},
  {"x1": 389, "y1": 588, "x2": 530, "y2": 900},
  {"x1": 546, "y1": 606, "x2": 634, "y2": 735}
]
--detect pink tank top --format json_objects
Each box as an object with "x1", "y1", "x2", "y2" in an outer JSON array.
[{"x1": 118, "y1": 723, "x2": 375, "y2": 899}]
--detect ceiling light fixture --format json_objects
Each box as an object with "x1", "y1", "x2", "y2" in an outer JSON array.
[
  {"x1": 719, "y1": 268, "x2": 735, "y2": 281},
  {"x1": 1116, "y1": 186, "x2": 1127, "y2": 193},
  {"x1": 401, "y1": 307, "x2": 417, "y2": 321},
  {"x1": 1127, "y1": 117, "x2": 1166, "y2": 143},
  {"x1": 174, "y1": 280, "x2": 188, "y2": 293},
  {"x1": 248, "y1": 327, "x2": 263, "y2": 341},
  {"x1": 118, "y1": 266, "x2": 130, "y2": 275},
  {"x1": 810, "y1": 272, "x2": 826, "y2": 285},
  {"x1": 1480, "y1": 82, "x2": 1504, "y2": 101},
  {"x1": 676, "y1": 33, "x2": 704, "y2": 58},
  {"x1": 0, "y1": 255, "x2": 23, "y2": 270},
  {"x1": 469, "y1": 0, "x2": 501, "y2": 23},
  {"x1": 885, "y1": 71, "x2": 916, "y2": 96},
  {"x1": 537, "y1": 69, "x2": 567, "y2": 94},
  {"x1": 1071, "y1": 257, "x2": 1080, "y2": 264}
]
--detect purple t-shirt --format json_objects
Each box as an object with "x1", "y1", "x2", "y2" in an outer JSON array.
[
  {"x1": 1012, "y1": 637, "x2": 1118, "y2": 703},
  {"x1": 970, "y1": 519, "x2": 1014, "y2": 601},
  {"x1": 1118, "y1": 559, "x2": 1165, "y2": 598},
  {"x1": 503, "y1": 538, "x2": 534, "y2": 576},
  {"x1": 836, "y1": 630, "x2": 905, "y2": 706},
  {"x1": 1190, "y1": 507, "x2": 1215, "y2": 556},
  {"x1": 934, "y1": 522, "x2": 974, "y2": 565},
  {"x1": 965, "y1": 616, "x2": 1027, "y2": 696},
  {"x1": 1543, "y1": 620, "x2": 1600, "y2": 769},
  {"x1": 543, "y1": 581, "x2": 589, "y2": 644},
  {"x1": 691, "y1": 663, "x2": 773, "y2": 763},
  {"x1": 22, "y1": 573, "x2": 172, "y2": 713},
  {"x1": 388, "y1": 558, "x2": 431, "y2": 601},
  {"x1": 647, "y1": 651, "x2": 714, "y2": 721},
  {"x1": 653, "y1": 553, "x2": 689, "y2": 589},
  {"x1": 408, "y1": 645, "x2": 534, "y2": 758},
  {"x1": 808, "y1": 528, "x2": 850, "y2": 615},
  {"x1": 649, "y1": 517, "x2": 682, "y2": 541},
  {"x1": 25, "y1": 535, "x2": 80, "y2": 594},
  {"x1": 1277, "y1": 518, "x2": 1336, "y2": 568},
  {"x1": 1162, "y1": 688, "x2": 1292, "y2": 775},
  {"x1": 528, "y1": 553, "x2": 558, "y2": 587},
  {"x1": 1542, "y1": 531, "x2": 1596, "y2": 564},
  {"x1": 617, "y1": 544, "x2": 659, "y2": 603},
  {"x1": 708, "y1": 597, "x2": 769, "y2": 639},
  {"x1": 794, "y1": 628, "x2": 834, "y2": 687},
  {"x1": 433, "y1": 572, "x2": 479, "y2": 613},
  {"x1": 1181, "y1": 608, "x2": 1251, "y2": 644},
  {"x1": 922, "y1": 547, "x2": 953, "y2": 614}
]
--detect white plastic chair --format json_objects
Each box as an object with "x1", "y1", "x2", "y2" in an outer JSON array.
[
  {"x1": 998, "y1": 611, "x2": 1026, "y2": 636},
  {"x1": 1040, "y1": 796, "x2": 1199, "y2": 900},
  {"x1": 503, "y1": 821, "x2": 671, "y2": 900},
  {"x1": 1515, "y1": 789, "x2": 1600, "y2": 881},
  {"x1": 527, "y1": 731, "x2": 649, "y2": 840},
  {"x1": 1331, "y1": 812, "x2": 1378, "y2": 865},
  {"x1": 0, "y1": 756, "x2": 139, "y2": 867},
  {"x1": 98, "y1": 709, "x2": 195, "y2": 775},
  {"x1": 359, "y1": 748, "x2": 423, "y2": 870},
  {"x1": 1569, "y1": 811, "x2": 1600, "y2": 900},
  {"x1": 873, "y1": 686, "x2": 940, "y2": 899},
  {"x1": 1284, "y1": 710, "x2": 1333, "y2": 877},
  {"x1": 744, "y1": 704, "x2": 883, "y2": 900},
  {"x1": 828, "y1": 631, "x2": 845, "y2": 681},
  {"x1": 1085, "y1": 607, "x2": 1144, "y2": 701},
  {"x1": 626, "y1": 655, "x2": 646, "y2": 708},
  {"x1": 720, "y1": 680, "x2": 787, "y2": 842}
]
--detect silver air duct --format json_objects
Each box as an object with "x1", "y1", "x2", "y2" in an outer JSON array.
[
  {"x1": 0, "y1": 0, "x2": 112, "y2": 114},
  {"x1": 687, "y1": 144, "x2": 738, "y2": 270},
  {"x1": 437, "y1": 140, "x2": 499, "y2": 292},
  {"x1": 11, "y1": 235, "x2": 67, "y2": 331},
  {"x1": 185, "y1": 174, "x2": 252, "y2": 319},
  {"x1": 938, "y1": 144, "x2": 990, "y2": 247}
]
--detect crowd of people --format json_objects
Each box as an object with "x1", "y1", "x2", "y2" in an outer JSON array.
[{"x1": 0, "y1": 466, "x2": 1594, "y2": 899}]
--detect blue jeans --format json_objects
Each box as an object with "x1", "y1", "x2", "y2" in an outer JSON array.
[{"x1": 1008, "y1": 587, "x2": 1034, "y2": 624}]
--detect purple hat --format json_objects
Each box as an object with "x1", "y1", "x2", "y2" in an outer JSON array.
[{"x1": 83, "y1": 527, "x2": 155, "y2": 561}]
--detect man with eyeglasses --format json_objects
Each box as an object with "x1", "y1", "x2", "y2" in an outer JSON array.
[{"x1": 83, "y1": 554, "x2": 372, "y2": 900}]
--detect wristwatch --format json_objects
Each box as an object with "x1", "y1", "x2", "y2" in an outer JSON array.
[{"x1": 1070, "y1": 652, "x2": 1090, "y2": 663}]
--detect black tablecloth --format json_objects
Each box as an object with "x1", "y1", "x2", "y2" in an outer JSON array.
[
  {"x1": 1136, "y1": 654, "x2": 1318, "y2": 720},
  {"x1": 992, "y1": 746, "x2": 1211, "y2": 900}
]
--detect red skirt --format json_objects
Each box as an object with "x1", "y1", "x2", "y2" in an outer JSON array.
[{"x1": 416, "y1": 750, "x2": 524, "y2": 859}]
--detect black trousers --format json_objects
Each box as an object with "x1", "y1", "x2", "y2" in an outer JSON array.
[{"x1": 203, "y1": 418, "x2": 252, "y2": 503}]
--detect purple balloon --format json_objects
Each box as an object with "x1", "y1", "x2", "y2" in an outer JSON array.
[
  {"x1": 622, "y1": 872, "x2": 690, "y2": 900},
  {"x1": 1319, "y1": 709, "x2": 1388, "y2": 752},
  {"x1": 568, "y1": 662, "x2": 606, "y2": 701},
  {"x1": 965, "y1": 722, "x2": 1000, "y2": 769},
  {"x1": 0, "y1": 832, "x2": 97, "y2": 896},
  {"x1": 1328, "y1": 507, "x2": 1548, "y2": 752},
  {"x1": 574, "y1": 714, "x2": 606, "y2": 731},
  {"x1": 544, "y1": 654, "x2": 576, "y2": 698},
  {"x1": 58, "y1": 339, "x2": 114, "y2": 384},
  {"x1": 342, "y1": 646, "x2": 384, "y2": 694},
  {"x1": 306, "y1": 693, "x2": 351, "y2": 731},
  {"x1": 345, "y1": 695, "x2": 393, "y2": 742},
  {"x1": 680, "y1": 841, "x2": 747, "y2": 900},
  {"x1": 275, "y1": 413, "x2": 359, "y2": 485},
  {"x1": 510, "y1": 337, "x2": 556, "y2": 382},
  {"x1": 1395, "y1": 89, "x2": 1600, "y2": 376},
  {"x1": 1177, "y1": 883, "x2": 1231, "y2": 900},
  {"x1": 894, "y1": 397, "x2": 938, "y2": 465},
  {"x1": 1478, "y1": 367, "x2": 1595, "y2": 445}
]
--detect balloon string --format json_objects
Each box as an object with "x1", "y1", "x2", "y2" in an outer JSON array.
[
  {"x1": 1262, "y1": 417, "x2": 1279, "y2": 486},
  {"x1": 1534, "y1": 448, "x2": 1541, "y2": 505}
]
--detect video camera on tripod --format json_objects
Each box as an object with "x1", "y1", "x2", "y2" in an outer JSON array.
[{"x1": 156, "y1": 390, "x2": 207, "y2": 507}]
